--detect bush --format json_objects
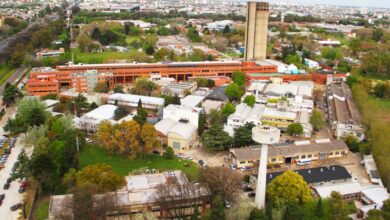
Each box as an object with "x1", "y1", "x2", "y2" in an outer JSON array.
[{"x1": 163, "y1": 147, "x2": 174, "y2": 160}]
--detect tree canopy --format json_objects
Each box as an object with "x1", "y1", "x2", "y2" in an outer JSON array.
[
  {"x1": 225, "y1": 83, "x2": 244, "y2": 101},
  {"x1": 201, "y1": 125, "x2": 232, "y2": 151},
  {"x1": 243, "y1": 95, "x2": 256, "y2": 107},
  {"x1": 233, "y1": 122, "x2": 255, "y2": 147},
  {"x1": 266, "y1": 170, "x2": 312, "y2": 205},
  {"x1": 286, "y1": 123, "x2": 304, "y2": 136},
  {"x1": 76, "y1": 164, "x2": 126, "y2": 191},
  {"x1": 310, "y1": 109, "x2": 325, "y2": 132}
]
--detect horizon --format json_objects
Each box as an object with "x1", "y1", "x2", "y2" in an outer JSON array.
[{"x1": 265, "y1": 0, "x2": 390, "y2": 9}]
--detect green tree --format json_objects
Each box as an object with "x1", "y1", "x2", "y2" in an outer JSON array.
[
  {"x1": 221, "y1": 103, "x2": 236, "y2": 118},
  {"x1": 283, "y1": 202, "x2": 305, "y2": 220},
  {"x1": 315, "y1": 198, "x2": 324, "y2": 218},
  {"x1": 233, "y1": 122, "x2": 255, "y2": 147},
  {"x1": 381, "y1": 199, "x2": 390, "y2": 220},
  {"x1": 94, "y1": 82, "x2": 109, "y2": 93},
  {"x1": 2, "y1": 83, "x2": 20, "y2": 106},
  {"x1": 366, "y1": 209, "x2": 383, "y2": 220},
  {"x1": 198, "y1": 111, "x2": 206, "y2": 136},
  {"x1": 310, "y1": 109, "x2": 325, "y2": 132},
  {"x1": 76, "y1": 164, "x2": 126, "y2": 192},
  {"x1": 286, "y1": 123, "x2": 303, "y2": 136},
  {"x1": 209, "y1": 196, "x2": 225, "y2": 220},
  {"x1": 329, "y1": 191, "x2": 349, "y2": 220},
  {"x1": 113, "y1": 85, "x2": 124, "y2": 93},
  {"x1": 163, "y1": 147, "x2": 174, "y2": 160},
  {"x1": 71, "y1": 94, "x2": 89, "y2": 116},
  {"x1": 223, "y1": 25, "x2": 231, "y2": 35},
  {"x1": 131, "y1": 78, "x2": 157, "y2": 95},
  {"x1": 114, "y1": 106, "x2": 129, "y2": 120},
  {"x1": 208, "y1": 109, "x2": 224, "y2": 125},
  {"x1": 249, "y1": 208, "x2": 268, "y2": 220},
  {"x1": 284, "y1": 54, "x2": 301, "y2": 67},
  {"x1": 134, "y1": 100, "x2": 148, "y2": 125},
  {"x1": 201, "y1": 125, "x2": 232, "y2": 151},
  {"x1": 89, "y1": 102, "x2": 98, "y2": 111},
  {"x1": 345, "y1": 135, "x2": 359, "y2": 152},
  {"x1": 243, "y1": 95, "x2": 256, "y2": 107},
  {"x1": 232, "y1": 71, "x2": 246, "y2": 88},
  {"x1": 266, "y1": 170, "x2": 312, "y2": 206},
  {"x1": 225, "y1": 83, "x2": 244, "y2": 101}
]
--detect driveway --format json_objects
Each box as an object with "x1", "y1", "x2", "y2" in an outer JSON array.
[
  {"x1": 185, "y1": 145, "x2": 227, "y2": 167},
  {"x1": 0, "y1": 138, "x2": 26, "y2": 220}
]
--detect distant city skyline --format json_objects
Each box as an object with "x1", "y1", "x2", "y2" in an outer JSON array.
[{"x1": 267, "y1": 0, "x2": 389, "y2": 9}]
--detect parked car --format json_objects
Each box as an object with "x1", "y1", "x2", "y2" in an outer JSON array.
[
  {"x1": 296, "y1": 159, "x2": 311, "y2": 166},
  {"x1": 20, "y1": 180, "x2": 28, "y2": 188},
  {"x1": 230, "y1": 164, "x2": 237, "y2": 171},
  {"x1": 18, "y1": 188, "x2": 26, "y2": 193},
  {"x1": 3, "y1": 183, "x2": 10, "y2": 190},
  {"x1": 10, "y1": 203, "x2": 23, "y2": 211},
  {"x1": 198, "y1": 160, "x2": 204, "y2": 166},
  {"x1": 6, "y1": 177, "x2": 12, "y2": 184},
  {"x1": 243, "y1": 187, "x2": 253, "y2": 192},
  {"x1": 248, "y1": 192, "x2": 256, "y2": 198},
  {"x1": 240, "y1": 167, "x2": 253, "y2": 172},
  {"x1": 0, "y1": 194, "x2": 5, "y2": 200}
]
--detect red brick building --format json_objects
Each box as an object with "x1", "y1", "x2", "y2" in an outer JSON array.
[{"x1": 27, "y1": 61, "x2": 277, "y2": 96}]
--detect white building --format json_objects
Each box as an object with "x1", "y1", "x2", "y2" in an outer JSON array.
[
  {"x1": 108, "y1": 93, "x2": 165, "y2": 119},
  {"x1": 163, "y1": 104, "x2": 202, "y2": 129},
  {"x1": 180, "y1": 95, "x2": 205, "y2": 107},
  {"x1": 304, "y1": 58, "x2": 321, "y2": 69},
  {"x1": 224, "y1": 103, "x2": 265, "y2": 136},
  {"x1": 73, "y1": 104, "x2": 117, "y2": 132}
]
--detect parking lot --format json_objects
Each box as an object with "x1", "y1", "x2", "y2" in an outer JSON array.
[{"x1": 0, "y1": 137, "x2": 26, "y2": 220}]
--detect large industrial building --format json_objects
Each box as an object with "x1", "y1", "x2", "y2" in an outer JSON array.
[
  {"x1": 26, "y1": 61, "x2": 277, "y2": 96},
  {"x1": 244, "y1": 2, "x2": 269, "y2": 61}
]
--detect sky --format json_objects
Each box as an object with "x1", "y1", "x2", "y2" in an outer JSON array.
[{"x1": 267, "y1": 0, "x2": 390, "y2": 8}]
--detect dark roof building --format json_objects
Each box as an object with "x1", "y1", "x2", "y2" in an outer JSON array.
[{"x1": 206, "y1": 86, "x2": 229, "y2": 102}]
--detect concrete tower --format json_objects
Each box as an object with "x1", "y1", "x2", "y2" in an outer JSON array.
[
  {"x1": 244, "y1": 2, "x2": 269, "y2": 61},
  {"x1": 251, "y1": 125, "x2": 280, "y2": 209}
]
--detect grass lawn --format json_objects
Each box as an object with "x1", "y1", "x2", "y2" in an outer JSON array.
[
  {"x1": 70, "y1": 49, "x2": 141, "y2": 64},
  {"x1": 126, "y1": 36, "x2": 141, "y2": 44},
  {"x1": 33, "y1": 197, "x2": 50, "y2": 220},
  {"x1": 370, "y1": 96, "x2": 390, "y2": 113},
  {"x1": 79, "y1": 144, "x2": 200, "y2": 180},
  {"x1": 0, "y1": 64, "x2": 15, "y2": 86}
]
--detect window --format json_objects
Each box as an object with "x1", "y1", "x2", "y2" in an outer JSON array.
[
  {"x1": 335, "y1": 151, "x2": 340, "y2": 155},
  {"x1": 301, "y1": 155, "x2": 306, "y2": 159},
  {"x1": 173, "y1": 142, "x2": 181, "y2": 150},
  {"x1": 330, "y1": 152, "x2": 333, "y2": 156},
  {"x1": 240, "y1": 161, "x2": 246, "y2": 164},
  {"x1": 271, "y1": 158, "x2": 277, "y2": 162},
  {"x1": 248, "y1": 160, "x2": 253, "y2": 163},
  {"x1": 308, "y1": 154, "x2": 312, "y2": 158}
]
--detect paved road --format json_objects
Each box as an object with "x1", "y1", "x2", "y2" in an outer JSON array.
[{"x1": 0, "y1": 67, "x2": 27, "y2": 95}]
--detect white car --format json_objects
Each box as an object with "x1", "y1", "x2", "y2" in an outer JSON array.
[{"x1": 296, "y1": 159, "x2": 311, "y2": 166}]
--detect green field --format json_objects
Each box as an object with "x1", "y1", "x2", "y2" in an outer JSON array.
[
  {"x1": 370, "y1": 96, "x2": 390, "y2": 113},
  {"x1": 34, "y1": 198, "x2": 50, "y2": 220},
  {"x1": 0, "y1": 64, "x2": 15, "y2": 85},
  {"x1": 71, "y1": 49, "x2": 141, "y2": 64},
  {"x1": 79, "y1": 144, "x2": 200, "y2": 180},
  {"x1": 126, "y1": 36, "x2": 141, "y2": 44}
]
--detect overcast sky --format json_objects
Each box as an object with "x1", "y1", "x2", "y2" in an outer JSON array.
[{"x1": 267, "y1": 0, "x2": 389, "y2": 8}]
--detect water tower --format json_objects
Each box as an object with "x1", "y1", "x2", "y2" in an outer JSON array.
[{"x1": 252, "y1": 125, "x2": 280, "y2": 209}]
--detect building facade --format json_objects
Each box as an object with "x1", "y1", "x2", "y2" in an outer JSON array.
[
  {"x1": 27, "y1": 61, "x2": 277, "y2": 96},
  {"x1": 244, "y1": 2, "x2": 269, "y2": 61}
]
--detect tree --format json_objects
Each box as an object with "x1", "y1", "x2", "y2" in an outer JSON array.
[
  {"x1": 14, "y1": 98, "x2": 48, "y2": 130},
  {"x1": 198, "y1": 112, "x2": 206, "y2": 136},
  {"x1": 243, "y1": 95, "x2": 256, "y2": 107},
  {"x1": 315, "y1": 198, "x2": 324, "y2": 218},
  {"x1": 266, "y1": 170, "x2": 311, "y2": 206},
  {"x1": 71, "y1": 94, "x2": 89, "y2": 116},
  {"x1": 114, "y1": 106, "x2": 129, "y2": 120},
  {"x1": 208, "y1": 109, "x2": 224, "y2": 125},
  {"x1": 286, "y1": 123, "x2": 303, "y2": 136},
  {"x1": 134, "y1": 100, "x2": 148, "y2": 125},
  {"x1": 201, "y1": 125, "x2": 232, "y2": 151},
  {"x1": 89, "y1": 102, "x2": 98, "y2": 111},
  {"x1": 233, "y1": 122, "x2": 255, "y2": 147},
  {"x1": 312, "y1": 88, "x2": 324, "y2": 107},
  {"x1": 329, "y1": 191, "x2": 349, "y2": 220},
  {"x1": 232, "y1": 71, "x2": 246, "y2": 88},
  {"x1": 2, "y1": 83, "x2": 20, "y2": 106},
  {"x1": 94, "y1": 82, "x2": 109, "y2": 93},
  {"x1": 381, "y1": 199, "x2": 390, "y2": 220},
  {"x1": 225, "y1": 83, "x2": 244, "y2": 101},
  {"x1": 249, "y1": 208, "x2": 268, "y2": 220},
  {"x1": 223, "y1": 25, "x2": 231, "y2": 34},
  {"x1": 345, "y1": 135, "x2": 359, "y2": 152},
  {"x1": 209, "y1": 196, "x2": 225, "y2": 220},
  {"x1": 366, "y1": 209, "x2": 384, "y2": 220},
  {"x1": 139, "y1": 123, "x2": 159, "y2": 157},
  {"x1": 131, "y1": 78, "x2": 157, "y2": 95},
  {"x1": 163, "y1": 147, "x2": 174, "y2": 160},
  {"x1": 144, "y1": 44, "x2": 155, "y2": 55},
  {"x1": 284, "y1": 54, "x2": 301, "y2": 67},
  {"x1": 310, "y1": 109, "x2": 325, "y2": 132},
  {"x1": 199, "y1": 167, "x2": 241, "y2": 201},
  {"x1": 76, "y1": 164, "x2": 125, "y2": 192},
  {"x1": 221, "y1": 103, "x2": 236, "y2": 118}
]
